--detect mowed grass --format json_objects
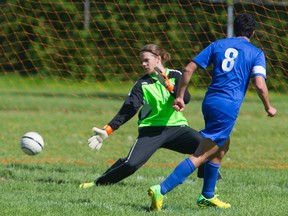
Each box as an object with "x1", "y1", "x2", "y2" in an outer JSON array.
[{"x1": 0, "y1": 76, "x2": 287, "y2": 215}]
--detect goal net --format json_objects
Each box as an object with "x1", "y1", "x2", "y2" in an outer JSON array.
[{"x1": 0, "y1": 1, "x2": 287, "y2": 166}]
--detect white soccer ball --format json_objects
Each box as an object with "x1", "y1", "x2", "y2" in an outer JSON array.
[{"x1": 20, "y1": 132, "x2": 44, "y2": 156}]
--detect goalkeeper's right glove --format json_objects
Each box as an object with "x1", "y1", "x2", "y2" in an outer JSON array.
[
  {"x1": 88, "y1": 125, "x2": 113, "y2": 151},
  {"x1": 154, "y1": 67, "x2": 174, "y2": 93}
]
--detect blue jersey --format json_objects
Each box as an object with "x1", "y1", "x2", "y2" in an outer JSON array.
[{"x1": 194, "y1": 37, "x2": 266, "y2": 119}]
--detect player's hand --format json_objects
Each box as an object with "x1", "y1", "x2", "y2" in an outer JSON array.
[
  {"x1": 88, "y1": 135, "x2": 103, "y2": 150},
  {"x1": 88, "y1": 125, "x2": 112, "y2": 151},
  {"x1": 173, "y1": 97, "x2": 185, "y2": 112},
  {"x1": 266, "y1": 106, "x2": 277, "y2": 117},
  {"x1": 154, "y1": 67, "x2": 174, "y2": 93}
]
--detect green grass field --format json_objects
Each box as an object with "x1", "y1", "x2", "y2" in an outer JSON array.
[{"x1": 0, "y1": 76, "x2": 287, "y2": 215}]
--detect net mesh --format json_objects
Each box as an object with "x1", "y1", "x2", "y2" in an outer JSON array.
[
  {"x1": 0, "y1": 1, "x2": 287, "y2": 167},
  {"x1": 1, "y1": 1, "x2": 287, "y2": 90}
]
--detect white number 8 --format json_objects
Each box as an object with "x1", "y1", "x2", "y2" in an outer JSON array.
[{"x1": 222, "y1": 48, "x2": 238, "y2": 72}]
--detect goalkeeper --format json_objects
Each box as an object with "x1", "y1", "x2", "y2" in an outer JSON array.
[{"x1": 80, "y1": 44, "x2": 224, "y2": 188}]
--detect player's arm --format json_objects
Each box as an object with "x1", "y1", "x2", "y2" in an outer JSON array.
[
  {"x1": 173, "y1": 61, "x2": 198, "y2": 112},
  {"x1": 88, "y1": 82, "x2": 143, "y2": 151},
  {"x1": 88, "y1": 102, "x2": 140, "y2": 151},
  {"x1": 173, "y1": 71, "x2": 191, "y2": 104},
  {"x1": 253, "y1": 76, "x2": 277, "y2": 117}
]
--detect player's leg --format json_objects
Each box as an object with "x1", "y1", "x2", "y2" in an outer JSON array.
[
  {"x1": 148, "y1": 107, "x2": 233, "y2": 210},
  {"x1": 80, "y1": 158, "x2": 133, "y2": 187},
  {"x1": 199, "y1": 138, "x2": 230, "y2": 195},
  {"x1": 95, "y1": 127, "x2": 165, "y2": 185},
  {"x1": 162, "y1": 126, "x2": 221, "y2": 179},
  {"x1": 148, "y1": 138, "x2": 218, "y2": 211},
  {"x1": 197, "y1": 140, "x2": 230, "y2": 209},
  {"x1": 196, "y1": 108, "x2": 234, "y2": 209},
  {"x1": 80, "y1": 134, "x2": 161, "y2": 188},
  {"x1": 163, "y1": 126, "x2": 201, "y2": 154},
  {"x1": 198, "y1": 137, "x2": 230, "y2": 180}
]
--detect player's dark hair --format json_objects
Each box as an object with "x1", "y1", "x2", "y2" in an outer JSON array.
[
  {"x1": 234, "y1": 13, "x2": 256, "y2": 38},
  {"x1": 140, "y1": 44, "x2": 171, "y2": 63}
]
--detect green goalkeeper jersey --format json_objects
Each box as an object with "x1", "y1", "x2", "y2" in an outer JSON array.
[{"x1": 107, "y1": 69, "x2": 191, "y2": 131}]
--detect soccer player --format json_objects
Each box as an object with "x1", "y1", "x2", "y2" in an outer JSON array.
[
  {"x1": 79, "y1": 44, "x2": 223, "y2": 188},
  {"x1": 148, "y1": 13, "x2": 277, "y2": 211}
]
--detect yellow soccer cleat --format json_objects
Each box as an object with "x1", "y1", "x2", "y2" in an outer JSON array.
[
  {"x1": 79, "y1": 182, "x2": 96, "y2": 189},
  {"x1": 197, "y1": 194, "x2": 231, "y2": 209},
  {"x1": 147, "y1": 185, "x2": 164, "y2": 211}
]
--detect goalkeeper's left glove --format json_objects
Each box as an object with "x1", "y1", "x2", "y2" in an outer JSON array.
[
  {"x1": 154, "y1": 67, "x2": 174, "y2": 93},
  {"x1": 88, "y1": 125, "x2": 113, "y2": 151}
]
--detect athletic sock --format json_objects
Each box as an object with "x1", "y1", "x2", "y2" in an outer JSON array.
[
  {"x1": 201, "y1": 161, "x2": 220, "y2": 198},
  {"x1": 160, "y1": 158, "x2": 196, "y2": 195}
]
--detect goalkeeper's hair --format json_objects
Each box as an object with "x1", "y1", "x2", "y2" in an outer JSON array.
[
  {"x1": 234, "y1": 13, "x2": 256, "y2": 38},
  {"x1": 140, "y1": 44, "x2": 171, "y2": 63}
]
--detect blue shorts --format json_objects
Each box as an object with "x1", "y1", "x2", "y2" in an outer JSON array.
[{"x1": 199, "y1": 106, "x2": 235, "y2": 147}]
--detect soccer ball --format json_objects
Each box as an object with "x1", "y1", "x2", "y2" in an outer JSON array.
[{"x1": 20, "y1": 132, "x2": 44, "y2": 156}]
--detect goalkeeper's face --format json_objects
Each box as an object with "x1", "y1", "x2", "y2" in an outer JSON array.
[{"x1": 140, "y1": 52, "x2": 162, "y2": 74}]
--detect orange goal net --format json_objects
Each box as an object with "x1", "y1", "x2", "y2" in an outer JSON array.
[
  {"x1": 0, "y1": 1, "x2": 287, "y2": 167},
  {"x1": 1, "y1": 1, "x2": 287, "y2": 92}
]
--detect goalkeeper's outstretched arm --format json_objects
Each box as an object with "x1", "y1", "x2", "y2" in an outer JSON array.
[{"x1": 88, "y1": 80, "x2": 143, "y2": 150}]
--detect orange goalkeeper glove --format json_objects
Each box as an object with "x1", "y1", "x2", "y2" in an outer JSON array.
[{"x1": 154, "y1": 67, "x2": 174, "y2": 93}]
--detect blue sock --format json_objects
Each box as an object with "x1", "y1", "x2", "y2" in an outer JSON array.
[
  {"x1": 202, "y1": 161, "x2": 220, "y2": 199},
  {"x1": 160, "y1": 158, "x2": 196, "y2": 195}
]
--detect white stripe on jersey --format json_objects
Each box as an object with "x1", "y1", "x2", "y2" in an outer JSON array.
[{"x1": 252, "y1": 65, "x2": 266, "y2": 77}]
